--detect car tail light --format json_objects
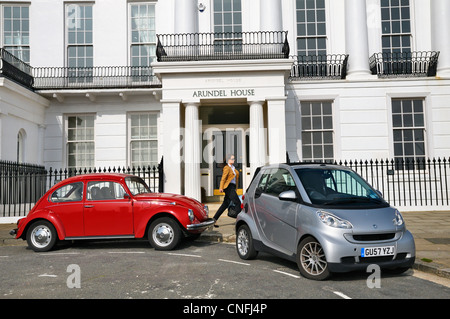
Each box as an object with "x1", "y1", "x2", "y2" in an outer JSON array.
[{"x1": 240, "y1": 194, "x2": 245, "y2": 210}]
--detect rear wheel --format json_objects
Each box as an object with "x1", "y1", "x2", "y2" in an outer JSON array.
[
  {"x1": 297, "y1": 237, "x2": 330, "y2": 280},
  {"x1": 236, "y1": 224, "x2": 258, "y2": 260},
  {"x1": 26, "y1": 220, "x2": 57, "y2": 252},
  {"x1": 148, "y1": 217, "x2": 182, "y2": 250}
]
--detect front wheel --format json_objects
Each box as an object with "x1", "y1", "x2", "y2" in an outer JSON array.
[
  {"x1": 296, "y1": 237, "x2": 330, "y2": 281},
  {"x1": 26, "y1": 220, "x2": 57, "y2": 252},
  {"x1": 148, "y1": 217, "x2": 182, "y2": 250}
]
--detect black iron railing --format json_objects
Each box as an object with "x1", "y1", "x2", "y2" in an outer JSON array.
[
  {"x1": 286, "y1": 156, "x2": 450, "y2": 208},
  {"x1": 0, "y1": 158, "x2": 164, "y2": 217},
  {"x1": 0, "y1": 161, "x2": 46, "y2": 217},
  {"x1": 343, "y1": 158, "x2": 450, "y2": 208},
  {"x1": 369, "y1": 51, "x2": 440, "y2": 77},
  {"x1": 33, "y1": 66, "x2": 161, "y2": 90},
  {"x1": 290, "y1": 54, "x2": 349, "y2": 80},
  {"x1": 156, "y1": 31, "x2": 290, "y2": 62},
  {"x1": 0, "y1": 48, "x2": 34, "y2": 88},
  {"x1": 1, "y1": 48, "x2": 161, "y2": 90}
]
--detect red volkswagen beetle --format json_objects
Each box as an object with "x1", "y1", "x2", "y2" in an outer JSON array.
[{"x1": 11, "y1": 173, "x2": 214, "y2": 252}]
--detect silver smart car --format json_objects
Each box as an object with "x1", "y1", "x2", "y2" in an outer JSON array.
[{"x1": 236, "y1": 163, "x2": 415, "y2": 280}]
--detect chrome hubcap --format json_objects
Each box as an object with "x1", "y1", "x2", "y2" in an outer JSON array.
[
  {"x1": 153, "y1": 223, "x2": 174, "y2": 247},
  {"x1": 237, "y1": 229, "x2": 249, "y2": 256},
  {"x1": 300, "y1": 242, "x2": 327, "y2": 276},
  {"x1": 31, "y1": 226, "x2": 52, "y2": 248}
]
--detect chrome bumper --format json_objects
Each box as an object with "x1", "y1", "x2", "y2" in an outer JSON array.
[
  {"x1": 187, "y1": 218, "x2": 215, "y2": 231},
  {"x1": 9, "y1": 229, "x2": 17, "y2": 236}
]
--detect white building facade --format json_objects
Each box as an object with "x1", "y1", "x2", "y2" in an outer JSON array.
[{"x1": 1, "y1": 0, "x2": 450, "y2": 212}]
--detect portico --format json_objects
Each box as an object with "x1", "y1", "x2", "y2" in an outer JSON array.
[{"x1": 154, "y1": 59, "x2": 292, "y2": 201}]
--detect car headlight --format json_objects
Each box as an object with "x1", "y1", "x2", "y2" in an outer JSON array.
[
  {"x1": 317, "y1": 211, "x2": 353, "y2": 229},
  {"x1": 393, "y1": 209, "x2": 404, "y2": 226},
  {"x1": 188, "y1": 209, "x2": 195, "y2": 222}
]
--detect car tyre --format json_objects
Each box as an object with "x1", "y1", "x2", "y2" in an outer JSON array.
[
  {"x1": 148, "y1": 217, "x2": 181, "y2": 250},
  {"x1": 297, "y1": 236, "x2": 331, "y2": 281},
  {"x1": 26, "y1": 220, "x2": 57, "y2": 252},
  {"x1": 236, "y1": 224, "x2": 258, "y2": 260}
]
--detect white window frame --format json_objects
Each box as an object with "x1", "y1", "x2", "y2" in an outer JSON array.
[
  {"x1": 65, "y1": 3, "x2": 94, "y2": 71},
  {"x1": 380, "y1": 0, "x2": 413, "y2": 53},
  {"x1": 1, "y1": 4, "x2": 30, "y2": 63},
  {"x1": 65, "y1": 114, "x2": 96, "y2": 169},
  {"x1": 128, "y1": 2, "x2": 157, "y2": 67},
  {"x1": 300, "y1": 100, "x2": 334, "y2": 163},
  {"x1": 213, "y1": 0, "x2": 243, "y2": 54},
  {"x1": 295, "y1": 0, "x2": 327, "y2": 57},
  {"x1": 127, "y1": 112, "x2": 160, "y2": 168},
  {"x1": 390, "y1": 98, "x2": 427, "y2": 169}
]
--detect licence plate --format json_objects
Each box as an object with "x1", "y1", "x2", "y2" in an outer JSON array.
[{"x1": 361, "y1": 246, "x2": 395, "y2": 257}]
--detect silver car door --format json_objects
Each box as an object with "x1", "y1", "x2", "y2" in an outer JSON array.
[{"x1": 253, "y1": 168, "x2": 299, "y2": 254}]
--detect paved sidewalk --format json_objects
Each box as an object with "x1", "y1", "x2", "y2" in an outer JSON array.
[{"x1": 1, "y1": 207, "x2": 449, "y2": 279}]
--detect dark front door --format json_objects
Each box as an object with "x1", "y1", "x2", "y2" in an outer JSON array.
[{"x1": 212, "y1": 130, "x2": 243, "y2": 194}]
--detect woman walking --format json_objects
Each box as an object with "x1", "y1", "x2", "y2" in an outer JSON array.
[{"x1": 213, "y1": 154, "x2": 241, "y2": 227}]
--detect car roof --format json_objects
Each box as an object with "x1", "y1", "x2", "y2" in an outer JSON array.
[
  {"x1": 59, "y1": 173, "x2": 135, "y2": 183},
  {"x1": 260, "y1": 162, "x2": 346, "y2": 170},
  {"x1": 287, "y1": 162, "x2": 345, "y2": 169},
  {"x1": 249, "y1": 162, "x2": 348, "y2": 188}
]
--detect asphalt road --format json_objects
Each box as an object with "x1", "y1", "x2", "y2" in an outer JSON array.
[{"x1": 1, "y1": 239, "x2": 449, "y2": 301}]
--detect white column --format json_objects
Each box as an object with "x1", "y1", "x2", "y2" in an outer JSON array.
[
  {"x1": 249, "y1": 100, "x2": 267, "y2": 174},
  {"x1": 162, "y1": 100, "x2": 182, "y2": 195},
  {"x1": 345, "y1": 0, "x2": 372, "y2": 79},
  {"x1": 184, "y1": 102, "x2": 201, "y2": 202},
  {"x1": 267, "y1": 98, "x2": 287, "y2": 164},
  {"x1": 174, "y1": 0, "x2": 198, "y2": 34},
  {"x1": 260, "y1": 0, "x2": 282, "y2": 31},
  {"x1": 431, "y1": 0, "x2": 450, "y2": 78}
]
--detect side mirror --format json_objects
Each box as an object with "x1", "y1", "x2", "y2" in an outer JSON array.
[
  {"x1": 279, "y1": 190, "x2": 297, "y2": 202},
  {"x1": 124, "y1": 193, "x2": 131, "y2": 200}
]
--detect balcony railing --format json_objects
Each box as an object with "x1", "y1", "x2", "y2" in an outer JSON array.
[
  {"x1": 289, "y1": 54, "x2": 349, "y2": 80},
  {"x1": 369, "y1": 51, "x2": 440, "y2": 78},
  {"x1": 156, "y1": 31, "x2": 290, "y2": 62},
  {"x1": 0, "y1": 48, "x2": 34, "y2": 88},
  {"x1": 1, "y1": 48, "x2": 161, "y2": 90},
  {"x1": 32, "y1": 66, "x2": 161, "y2": 90}
]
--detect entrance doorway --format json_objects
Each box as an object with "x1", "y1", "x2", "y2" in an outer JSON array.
[
  {"x1": 212, "y1": 129, "x2": 243, "y2": 194},
  {"x1": 200, "y1": 105, "x2": 250, "y2": 199},
  {"x1": 202, "y1": 126, "x2": 249, "y2": 198}
]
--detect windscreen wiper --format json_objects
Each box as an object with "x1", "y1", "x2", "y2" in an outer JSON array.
[{"x1": 322, "y1": 196, "x2": 384, "y2": 205}]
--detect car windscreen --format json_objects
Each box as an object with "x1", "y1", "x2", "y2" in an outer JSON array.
[
  {"x1": 295, "y1": 168, "x2": 388, "y2": 208},
  {"x1": 125, "y1": 176, "x2": 152, "y2": 195}
]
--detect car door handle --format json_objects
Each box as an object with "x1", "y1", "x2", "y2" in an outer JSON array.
[{"x1": 84, "y1": 205, "x2": 94, "y2": 208}]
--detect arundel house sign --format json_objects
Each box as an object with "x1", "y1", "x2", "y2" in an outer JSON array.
[{"x1": 192, "y1": 89, "x2": 256, "y2": 98}]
